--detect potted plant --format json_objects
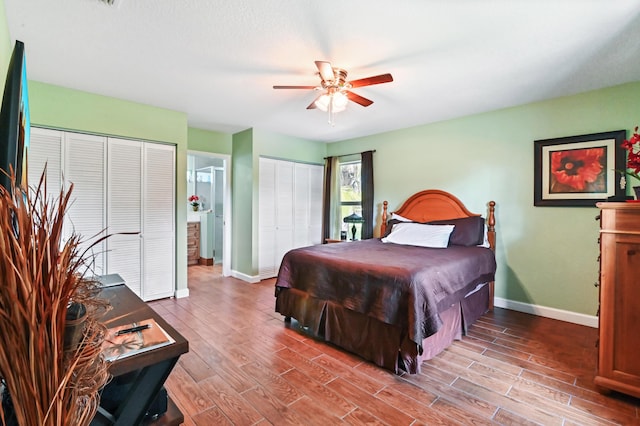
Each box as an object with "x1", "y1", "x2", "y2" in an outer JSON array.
[
  {"x1": 0, "y1": 171, "x2": 110, "y2": 426},
  {"x1": 189, "y1": 194, "x2": 200, "y2": 211},
  {"x1": 64, "y1": 301, "x2": 88, "y2": 352},
  {"x1": 619, "y1": 126, "x2": 640, "y2": 199}
]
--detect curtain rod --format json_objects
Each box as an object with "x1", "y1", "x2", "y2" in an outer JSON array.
[{"x1": 323, "y1": 149, "x2": 376, "y2": 160}]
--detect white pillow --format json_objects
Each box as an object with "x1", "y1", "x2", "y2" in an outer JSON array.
[
  {"x1": 381, "y1": 223, "x2": 454, "y2": 248},
  {"x1": 478, "y1": 224, "x2": 490, "y2": 248},
  {"x1": 390, "y1": 212, "x2": 412, "y2": 222}
]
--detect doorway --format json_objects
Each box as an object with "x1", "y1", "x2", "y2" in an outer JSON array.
[{"x1": 187, "y1": 151, "x2": 231, "y2": 276}]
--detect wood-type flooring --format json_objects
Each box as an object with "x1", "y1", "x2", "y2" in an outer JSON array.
[{"x1": 147, "y1": 265, "x2": 639, "y2": 425}]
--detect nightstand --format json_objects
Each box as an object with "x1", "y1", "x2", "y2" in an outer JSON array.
[{"x1": 325, "y1": 238, "x2": 345, "y2": 244}]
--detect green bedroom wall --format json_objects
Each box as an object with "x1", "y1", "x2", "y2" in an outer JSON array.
[
  {"x1": 328, "y1": 81, "x2": 640, "y2": 317},
  {"x1": 28, "y1": 82, "x2": 187, "y2": 143},
  {"x1": 0, "y1": 0, "x2": 10, "y2": 75},
  {"x1": 252, "y1": 129, "x2": 325, "y2": 163},
  {"x1": 231, "y1": 129, "x2": 254, "y2": 275},
  {"x1": 187, "y1": 127, "x2": 232, "y2": 155}
]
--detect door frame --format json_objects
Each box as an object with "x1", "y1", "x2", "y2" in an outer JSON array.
[{"x1": 187, "y1": 150, "x2": 232, "y2": 276}]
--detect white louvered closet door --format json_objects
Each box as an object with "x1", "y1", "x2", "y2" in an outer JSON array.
[
  {"x1": 274, "y1": 160, "x2": 294, "y2": 274},
  {"x1": 258, "y1": 158, "x2": 323, "y2": 280},
  {"x1": 142, "y1": 143, "x2": 175, "y2": 301},
  {"x1": 107, "y1": 138, "x2": 143, "y2": 297},
  {"x1": 293, "y1": 163, "x2": 310, "y2": 249},
  {"x1": 64, "y1": 132, "x2": 107, "y2": 276},
  {"x1": 27, "y1": 127, "x2": 63, "y2": 201},
  {"x1": 308, "y1": 164, "x2": 323, "y2": 245},
  {"x1": 258, "y1": 158, "x2": 277, "y2": 279},
  {"x1": 292, "y1": 163, "x2": 323, "y2": 248}
]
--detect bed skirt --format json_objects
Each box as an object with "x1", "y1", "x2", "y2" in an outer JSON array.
[{"x1": 275, "y1": 283, "x2": 489, "y2": 374}]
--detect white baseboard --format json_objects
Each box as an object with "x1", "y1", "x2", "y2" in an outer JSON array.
[
  {"x1": 494, "y1": 297, "x2": 598, "y2": 328},
  {"x1": 175, "y1": 271, "x2": 259, "y2": 298},
  {"x1": 175, "y1": 288, "x2": 189, "y2": 298},
  {"x1": 231, "y1": 270, "x2": 261, "y2": 283}
]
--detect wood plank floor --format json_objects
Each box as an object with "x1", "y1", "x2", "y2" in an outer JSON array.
[{"x1": 148, "y1": 265, "x2": 640, "y2": 425}]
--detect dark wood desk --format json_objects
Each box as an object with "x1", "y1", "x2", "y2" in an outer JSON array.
[{"x1": 91, "y1": 284, "x2": 189, "y2": 426}]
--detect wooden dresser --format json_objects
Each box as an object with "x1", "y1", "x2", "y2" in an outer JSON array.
[
  {"x1": 595, "y1": 202, "x2": 640, "y2": 398},
  {"x1": 187, "y1": 221, "x2": 200, "y2": 266}
]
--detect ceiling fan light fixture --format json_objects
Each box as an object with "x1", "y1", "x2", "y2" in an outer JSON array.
[{"x1": 315, "y1": 91, "x2": 348, "y2": 113}]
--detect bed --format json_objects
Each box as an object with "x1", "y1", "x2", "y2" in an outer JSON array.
[{"x1": 274, "y1": 189, "x2": 496, "y2": 374}]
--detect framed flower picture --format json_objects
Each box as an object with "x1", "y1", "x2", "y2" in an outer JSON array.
[{"x1": 534, "y1": 130, "x2": 626, "y2": 206}]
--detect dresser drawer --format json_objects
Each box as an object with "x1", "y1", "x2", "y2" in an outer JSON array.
[{"x1": 598, "y1": 204, "x2": 640, "y2": 234}]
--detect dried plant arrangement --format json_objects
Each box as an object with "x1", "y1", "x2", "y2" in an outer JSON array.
[{"x1": 0, "y1": 170, "x2": 110, "y2": 426}]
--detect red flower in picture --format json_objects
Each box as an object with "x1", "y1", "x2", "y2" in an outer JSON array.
[{"x1": 550, "y1": 147, "x2": 605, "y2": 192}]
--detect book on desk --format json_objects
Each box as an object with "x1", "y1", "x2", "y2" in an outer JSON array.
[{"x1": 102, "y1": 318, "x2": 175, "y2": 362}]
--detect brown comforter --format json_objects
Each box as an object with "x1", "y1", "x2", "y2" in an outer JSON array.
[{"x1": 275, "y1": 239, "x2": 496, "y2": 345}]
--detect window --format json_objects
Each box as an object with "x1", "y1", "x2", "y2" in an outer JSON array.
[{"x1": 339, "y1": 160, "x2": 362, "y2": 239}]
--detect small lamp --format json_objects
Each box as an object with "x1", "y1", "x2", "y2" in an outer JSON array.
[{"x1": 343, "y1": 213, "x2": 364, "y2": 241}]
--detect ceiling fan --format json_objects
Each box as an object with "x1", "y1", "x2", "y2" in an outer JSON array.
[{"x1": 273, "y1": 61, "x2": 393, "y2": 124}]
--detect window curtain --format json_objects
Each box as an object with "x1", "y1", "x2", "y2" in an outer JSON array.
[
  {"x1": 361, "y1": 150, "x2": 374, "y2": 239},
  {"x1": 321, "y1": 156, "x2": 341, "y2": 242}
]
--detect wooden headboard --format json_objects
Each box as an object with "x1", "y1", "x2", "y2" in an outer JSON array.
[
  {"x1": 381, "y1": 189, "x2": 496, "y2": 310},
  {"x1": 380, "y1": 189, "x2": 496, "y2": 251}
]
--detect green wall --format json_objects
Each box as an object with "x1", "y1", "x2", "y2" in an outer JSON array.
[
  {"x1": 187, "y1": 127, "x2": 232, "y2": 155},
  {"x1": 0, "y1": 0, "x2": 9, "y2": 75},
  {"x1": 231, "y1": 128, "x2": 254, "y2": 275},
  {"x1": 29, "y1": 82, "x2": 186, "y2": 143},
  {"x1": 252, "y1": 129, "x2": 325, "y2": 163},
  {"x1": 328, "y1": 81, "x2": 640, "y2": 317}
]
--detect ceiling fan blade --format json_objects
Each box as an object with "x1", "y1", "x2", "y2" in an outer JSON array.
[
  {"x1": 349, "y1": 73, "x2": 393, "y2": 88},
  {"x1": 306, "y1": 96, "x2": 321, "y2": 109},
  {"x1": 315, "y1": 61, "x2": 335, "y2": 82},
  {"x1": 346, "y1": 91, "x2": 374, "y2": 107},
  {"x1": 273, "y1": 85, "x2": 317, "y2": 89}
]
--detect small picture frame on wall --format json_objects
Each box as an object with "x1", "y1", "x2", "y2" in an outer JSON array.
[{"x1": 534, "y1": 130, "x2": 626, "y2": 207}]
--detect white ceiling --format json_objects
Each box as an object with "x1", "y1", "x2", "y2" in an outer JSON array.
[{"x1": 5, "y1": 0, "x2": 640, "y2": 143}]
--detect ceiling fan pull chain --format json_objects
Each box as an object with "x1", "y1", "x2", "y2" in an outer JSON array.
[{"x1": 328, "y1": 94, "x2": 335, "y2": 126}]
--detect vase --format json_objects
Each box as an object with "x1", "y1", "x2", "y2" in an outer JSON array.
[
  {"x1": 64, "y1": 302, "x2": 87, "y2": 352},
  {"x1": 192, "y1": 205, "x2": 198, "y2": 211},
  {"x1": 634, "y1": 186, "x2": 640, "y2": 200}
]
